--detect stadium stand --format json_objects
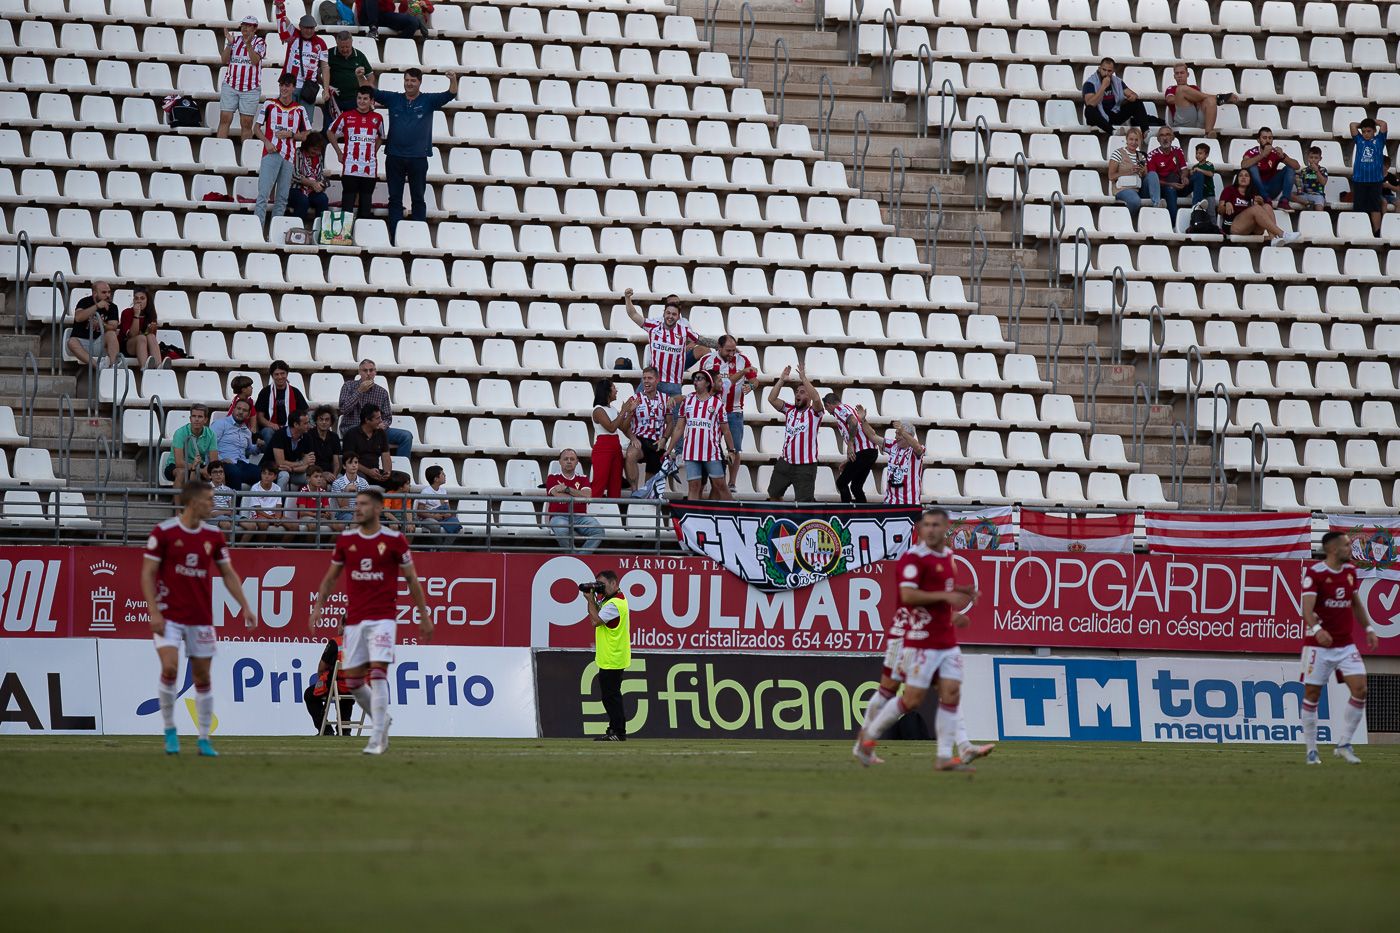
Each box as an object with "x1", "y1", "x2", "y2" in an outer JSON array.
[{"x1": 0, "y1": 0, "x2": 1395, "y2": 540}]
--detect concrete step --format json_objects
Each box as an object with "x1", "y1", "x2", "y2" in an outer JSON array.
[
  {"x1": 782, "y1": 99, "x2": 909, "y2": 122},
  {"x1": 50, "y1": 456, "x2": 138, "y2": 484},
  {"x1": 0, "y1": 372, "x2": 78, "y2": 398},
  {"x1": 1142, "y1": 442, "x2": 1214, "y2": 467},
  {"x1": 712, "y1": 26, "x2": 842, "y2": 51},
  {"x1": 25, "y1": 414, "x2": 114, "y2": 441}
]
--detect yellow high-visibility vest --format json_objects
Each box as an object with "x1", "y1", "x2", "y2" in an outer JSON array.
[{"x1": 595, "y1": 597, "x2": 631, "y2": 670}]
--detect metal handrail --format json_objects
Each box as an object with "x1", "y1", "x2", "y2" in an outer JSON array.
[
  {"x1": 852, "y1": 109, "x2": 871, "y2": 198},
  {"x1": 846, "y1": 0, "x2": 865, "y2": 66},
  {"x1": 937, "y1": 78, "x2": 956, "y2": 174},
  {"x1": 968, "y1": 224, "x2": 988, "y2": 314},
  {"x1": 971, "y1": 114, "x2": 990, "y2": 210},
  {"x1": 815, "y1": 0, "x2": 826, "y2": 29},
  {"x1": 702, "y1": 0, "x2": 720, "y2": 50},
  {"x1": 19, "y1": 351, "x2": 39, "y2": 440},
  {"x1": 887, "y1": 146, "x2": 906, "y2": 236},
  {"x1": 1184, "y1": 344, "x2": 1204, "y2": 444},
  {"x1": 1209, "y1": 382, "x2": 1232, "y2": 510},
  {"x1": 816, "y1": 73, "x2": 836, "y2": 160},
  {"x1": 1168, "y1": 420, "x2": 1190, "y2": 504},
  {"x1": 737, "y1": 1, "x2": 756, "y2": 87},
  {"x1": 1046, "y1": 302, "x2": 1065, "y2": 394},
  {"x1": 92, "y1": 434, "x2": 113, "y2": 491},
  {"x1": 914, "y1": 43, "x2": 934, "y2": 138},
  {"x1": 1006, "y1": 261, "x2": 1026, "y2": 353},
  {"x1": 923, "y1": 184, "x2": 943, "y2": 281},
  {"x1": 146, "y1": 395, "x2": 166, "y2": 483},
  {"x1": 1010, "y1": 153, "x2": 1029, "y2": 251},
  {"x1": 1146, "y1": 304, "x2": 1165, "y2": 404},
  {"x1": 1131, "y1": 381, "x2": 1152, "y2": 466},
  {"x1": 772, "y1": 38, "x2": 790, "y2": 124},
  {"x1": 1069, "y1": 227, "x2": 1090, "y2": 326},
  {"x1": 56, "y1": 393, "x2": 74, "y2": 483},
  {"x1": 1108, "y1": 265, "x2": 1127, "y2": 363},
  {"x1": 104, "y1": 356, "x2": 131, "y2": 426},
  {"x1": 13, "y1": 230, "x2": 32, "y2": 334},
  {"x1": 1249, "y1": 421, "x2": 1269, "y2": 511},
  {"x1": 1047, "y1": 191, "x2": 1066, "y2": 287},
  {"x1": 49, "y1": 272, "x2": 69, "y2": 375},
  {"x1": 879, "y1": 7, "x2": 897, "y2": 102},
  {"x1": 1082, "y1": 345, "x2": 1101, "y2": 436}
]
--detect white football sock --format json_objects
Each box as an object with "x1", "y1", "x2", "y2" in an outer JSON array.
[
  {"x1": 864, "y1": 693, "x2": 907, "y2": 742},
  {"x1": 369, "y1": 671, "x2": 390, "y2": 748},
  {"x1": 936, "y1": 703, "x2": 958, "y2": 760},
  {"x1": 351, "y1": 684, "x2": 373, "y2": 723},
  {"x1": 158, "y1": 677, "x2": 177, "y2": 730},
  {"x1": 861, "y1": 691, "x2": 891, "y2": 737},
  {"x1": 1337, "y1": 697, "x2": 1365, "y2": 746},
  {"x1": 195, "y1": 685, "x2": 213, "y2": 740},
  {"x1": 956, "y1": 707, "x2": 971, "y2": 754},
  {"x1": 1302, "y1": 701, "x2": 1319, "y2": 754}
]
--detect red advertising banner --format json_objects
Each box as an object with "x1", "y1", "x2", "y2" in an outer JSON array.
[{"x1": 4, "y1": 546, "x2": 1400, "y2": 656}]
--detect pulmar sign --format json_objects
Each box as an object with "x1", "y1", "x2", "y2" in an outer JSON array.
[{"x1": 669, "y1": 501, "x2": 921, "y2": 591}]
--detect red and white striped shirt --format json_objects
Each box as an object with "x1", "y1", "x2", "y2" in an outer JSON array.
[
  {"x1": 679, "y1": 393, "x2": 725, "y2": 462},
  {"x1": 777, "y1": 401, "x2": 822, "y2": 465},
  {"x1": 831, "y1": 402, "x2": 876, "y2": 454},
  {"x1": 276, "y1": 6, "x2": 329, "y2": 86},
  {"x1": 632, "y1": 390, "x2": 668, "y2": 442},
  {"x1": 222, "y1": 33, "x2": 267, "y2": 93},
  {"x1": 698, "y1": 351, "x2": 754, "y2": 413},
  {"x1": 642, "y1": 317, "x2": 697, "y2": 384},
  {"x1": 882, "y1": 438, "x2": 922, "y2": 505},
  {"x1": 329, "y1": 109, "x2": 384, "y2": 177},
  {"x1": 257, "y1": 99, "x2": 309, "y2": 160}
]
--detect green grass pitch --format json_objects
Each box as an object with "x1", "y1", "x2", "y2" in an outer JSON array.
[{"x1": 3, "y1": 737, "x2": 1398, "y2": 931}]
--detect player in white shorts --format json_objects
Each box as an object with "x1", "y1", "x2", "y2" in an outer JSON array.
[{"x1": 1299, "y1": 531, "x2": 1377, "y2": 765}]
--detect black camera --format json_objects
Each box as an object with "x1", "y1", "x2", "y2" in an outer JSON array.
[{"x1": 578, "y1": 582, "x2": 605, "y2": 594}]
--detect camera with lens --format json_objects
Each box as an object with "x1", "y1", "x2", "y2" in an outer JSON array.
[{"x1": 578, "y1": 582, "x2": 605, "y2": 594}]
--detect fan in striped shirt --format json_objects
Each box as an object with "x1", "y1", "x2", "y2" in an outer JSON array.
[
  {"x1": 217, "y1": 16, "x2": 266, "y2": 140},
  {"x1": 766, "y1": 365, "x2": 824, "y2": 502},
  {"x1": 881, "y1": 422, "x2": 926, "y2": 506},
  {"x1": 824, "y1": 394, "x2": 881, "y2": 503},
  {"x1": 663, "y1": 371, "x2": 739, "y2": 501}
]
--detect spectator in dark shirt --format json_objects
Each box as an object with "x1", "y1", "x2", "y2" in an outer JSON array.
[
  {"x1": 270, "y1": 408, "x2": 317, "y2": 490},
  {"x1": 287, "y1": 131, "x2": 330, "y2": 226},
  {"x1": 304, "y1": 636, "x2": 355, "y2": 735},
  {"x1": 325, "y1": 30, "x2": 372, "y2": 123},
  {"x1": 373, "y1": 68, "x2": 460, "y2": 234},
  {"x1": 1241, "y1": 127, "x2": 1300, "y2": 210},
  {"x1": 66, "y1": 281, "x2": 119, "y2": 368},
  {"x1": 305, "y1": 404, "x2": 343, "y2": 475},
  {"x1": 337, "y1": 359, "x2": 412, "y2": 456},
  {"x1": 253, "y1": 359, "x2": 309, "y2": 447},
  {"x1": 1082, "y1": 58, "x2": 1151, "y2": 135},
  {"x1": 341, "y1": 403, "x2": 392, "y2": 484},
  {"x1": 118, "y1": 286, "x2": 163, "y2": 370}
]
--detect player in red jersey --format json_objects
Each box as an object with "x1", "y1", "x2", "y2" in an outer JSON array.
[
  {"x1": 308, "y1": 489, "x2": 431, "y2": 755},
  {"x1": 856, "y1": 509, "x2": 994, "y2": 771},
  {"x1": 1300, "y1": 531, "x2": 1378, "y2": 765},
  {"x1": 141, "y1": 481, "x2": 256, "y2": 757}
]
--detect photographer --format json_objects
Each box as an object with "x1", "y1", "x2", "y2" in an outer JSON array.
[{"x1": 583, "y1": 571, "x2": 631, "y2": 742}]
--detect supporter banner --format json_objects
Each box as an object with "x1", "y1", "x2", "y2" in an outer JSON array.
[
  {"x1": 7, "y1": 546, "x2": 1400, "y2": 656},
  {"x1": 94, "y1": 641, "x2": 536, "y2": 737},
  {"x1": 1019, "y1": 511, "x2": 1134, "y2": 553},
  {"x1": 992, "y1": 655, "x2": 1364, "y2": 744},
  {"x1": 1327, "y1": 515, "x2": 1400, "y2": 579},
  {"x1": 1145, "y1": 511, "x2": 1312, "y2": 559},
  {"x1": 0, "y1": 639, "x2": 102, "y2": 734},
  {"x1": 669, "y1": 500, "x2": 920, "y2": 591},
  {"x1": 947, "y1": 506, "x2": 1017, "y2": 550},
  {"x1": 534, "y1": 650, "x2": 997, "y2": 740}
]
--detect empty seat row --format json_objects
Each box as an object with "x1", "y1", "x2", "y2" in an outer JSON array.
[
  {"x1": 1083, "y1": 280, "x2": 1400, "y2": 322},
  {"x1": 1161, "y1": 357, "x2": 1398, "y2": 396},
  {"x1": 1124, "y1": 318, "x2": 1398, "y2": 357},
  {"x1": 1075, "y1": 244, "x2": 1400, "y2": 282}
]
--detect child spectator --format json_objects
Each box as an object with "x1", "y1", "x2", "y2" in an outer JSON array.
[
  {"x1": 209, "y1": 463, "x2": 238, "y2": 532},
  {"x1": 1290, "y1": 146, "x2": 1329, "y2": 211},
  {"x1": 287, "y1": 131, "x2": 330, "y2": 226},
  {"x1": 227, "y1": 375, "x2": 257, "y2": 428},
  {"x1": 381, "y1": 471, "x2": 415, "y2": 533},
  {"x1": 330, "y1": 452, "x2": 370, "y2": 525},
  {"x1": 1189, "y1": 143, "x2": 1217, "y2": 207},
  {"x1": 1348, "y1": 117, "x2": 1389, "y2": 235},
  {"x1": 295, "y1": 468, "x2": 335, "y2": 533},
  {"x1": 415, "y1": 464, "x2": 461, "y2": 536},
  {"x1": 118, "y1": 286, "x2": 163, "y2": 370},
  {"x1": 241, "y1": 463, "x2": 291, "y2": 536}
]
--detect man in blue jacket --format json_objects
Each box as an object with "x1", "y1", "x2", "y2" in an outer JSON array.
[{"x1": 373, "y1": 68, "x2": 459, "y2": 236}]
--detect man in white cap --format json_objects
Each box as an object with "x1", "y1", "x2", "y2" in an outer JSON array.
[
  {"x1": 276, "y1": 0, "x2": 331, "y2": 124},
  {"x1": 217, "y1": 15, "x2": 266, "y2": 140}
]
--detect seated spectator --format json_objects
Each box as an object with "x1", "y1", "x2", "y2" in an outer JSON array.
[
  {"x1": 288, "y1": 131, "x2": 330, "y2": 226},
  {"x1": 337, "y1": 360, "x2": 411, "y2": 457},
  {"x1": 241, "y1": 463, "x2": 292, "y2": 536},
  {"x1": 1163, "y1": 63, "x2": 1235, "y2": 139},
  {"x1": 1082, "y1": 58, "x2": 1150, "y2": 134},
  {"x1": 328, "y1": 86, "x2": 384, "y2": 221},
  {"x1": 254, "y1": 359, "x2": 309, "y2": 448},
  {"x1": 1189, "y1": 143, "x2": 1218, "y2": 208},
  {"x1": 546, "y1": 448, "x2": 605, "y2": 553},
  {"x1": 325, "y1": 30, "x2": 372, "y2": 124},
  {"x1": 227, "y1": 375, "x2": 256, "y2": 427},
  {"x1": 381, "y1": 471, "x2": 415, "y2": 532},
  {"x1": 1383, "y1": 156, "x2": 1399, "y2": 212},
  {"x1": 66, "y1": 281, "x2": 119, "y2": 368},
  {"x1": 1108, "y1": 127, "x2": 1152, "y2": 219},
  {"x1": 216, "y1": 16, "x2": 266, "y2": 140},
  {"x1": 212, "y1": 399, "x2": 262, "y2": 488},
  {"x1": 1290, "y1": 146, "x2": 1329, "y2": 211},
  {"x1": 1147, "y1": 126, "x2": 1191, "y2": 225},
  {"x1": 208, "y1": 463, "x2": 238, "y2": 532},
  {"x1": 304, "y1": 635, "x2": 354, "y2": 735},
  {"x1": 253, "y1": 73, "x2": 311, "y2": 228},
  {"x1": 118, "y1": 286, "x2": 163, "y2": 370},
  {"x1": 166, "y1": 404, "x2": 219, "y2": 488},
  {"x1": 664, "y1": 371, "x2": 738, "y2": 501},
  {"x1": 1241, "y1": 128, "x2": 1299, "y2": 210},
  {"x1": 358, "y1": 0, "x2": 426, "y2": 38},
  {"x1": 1349, "y1": 118, "x2": 1390, "y2": 235},
  {"x1": 415, "y1": 464, "x2": 461, "y2": 537},
  {"x1": 1217, "y1": 170, "x2": 1299, "y2": 245},
  {"x1": 294, "y1": 468, "x2": 336, "y2": 533},
  {"x1": 401, "y1": 0, "x2": 434, "y2": 34},
  {"x1": 341, "y1": 403, "x2": 393, "y2": 485},
  {"x1": 271, "y1": 409, "x2": 317, "y2": 490},
  {"x1": 305, "y1": 405, "x2": 343, "y2": 475},
  {"x1": 330, "y1": 453, "x2": 371, "y2": 524}
]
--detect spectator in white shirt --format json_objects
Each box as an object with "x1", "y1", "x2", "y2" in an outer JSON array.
[{"x1": 241, "y1": 462, "x2": 293, "y2": 536}]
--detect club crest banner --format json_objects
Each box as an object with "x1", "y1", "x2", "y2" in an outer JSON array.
[{"x1": 669, "y1": 501, "x2": 923, "y2": 591}]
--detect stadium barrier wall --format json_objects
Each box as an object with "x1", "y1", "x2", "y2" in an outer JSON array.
[
  {"x1": 1, "y1": 638, "x2": 1360, "y2": 744},
  {"x1": 4, "y1": 546, "x2": 1399, "y2": 656}
]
